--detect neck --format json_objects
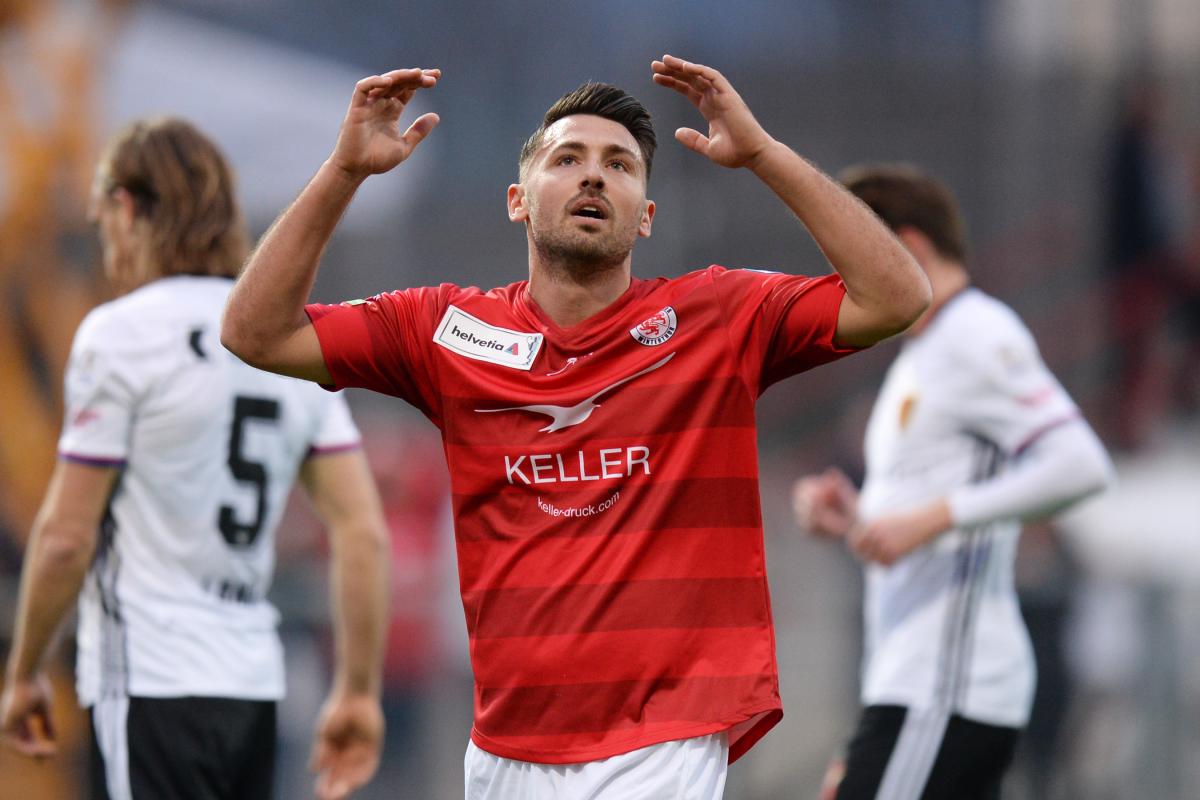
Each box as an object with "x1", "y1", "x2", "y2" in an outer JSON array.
[
  {"x1": 909, "y1": 263, "x2": 969, "y2": 335},
  {"x1": 527, "y1": 252, "x2": 632, "y2": 328}
]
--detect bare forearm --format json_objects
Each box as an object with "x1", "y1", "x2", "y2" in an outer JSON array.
[
  {"x1": 5, "y1": 524, "x2": 94, "y2": 681},
  {"x1": 748, "y1": 141, "x2": 930, "y2": 338},
  {"x1": 329, "y1": 520, "x2": 389, "y2": 696},
  {"x1": 222, "y1": 161, "x2": 364, "y2": 368}
]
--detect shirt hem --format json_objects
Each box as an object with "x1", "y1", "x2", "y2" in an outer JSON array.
[
  {"x1": 58, "y1": 451, "x2": 127, "y2": 468},
  {"x1": 861, "y1": 691, "x2": 1030, "y2": 728},
  {"x1": 306, "y1": 441, "x2": 363, "y2": 458},
  {"x1": 468, "y1": 702, "x2": 782, "y2": 766},
  {"x1": 79, "y1": 684, "x2": 286, "y2": 707}
]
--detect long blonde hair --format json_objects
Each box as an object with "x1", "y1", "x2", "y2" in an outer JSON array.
[{"x1": 96, "y1": 117, "x2": 248, "y2": 285}]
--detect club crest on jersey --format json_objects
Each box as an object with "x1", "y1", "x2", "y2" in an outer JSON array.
[
  {"x1": 433, "y1": 305, "x2": 543, "y2": 370},
  {"x1": 630, "y1": 306, "x2": 677, "y2": 346},
  {"x1": 899, "y1": 394, "x2": 918, "y2": 431}
]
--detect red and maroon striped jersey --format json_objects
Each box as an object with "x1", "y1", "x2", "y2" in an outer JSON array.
[{"x1": 305, "y1": 265, "x2": 858, "y2": 764}]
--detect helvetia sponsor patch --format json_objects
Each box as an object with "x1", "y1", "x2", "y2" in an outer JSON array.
[{"x1": 433, "y1": 305, "x2": 543, "y2": 370}]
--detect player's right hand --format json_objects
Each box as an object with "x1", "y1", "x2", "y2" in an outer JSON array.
[
  {"x1": 792, "y1": 468, "x2": 859, "y2": 539},
  {"x1": 0, "y1": 673, "x2": 58, "y2": 759},
  {"x1": 330, "y1": 67, "x2": 442, "y2": 179}
]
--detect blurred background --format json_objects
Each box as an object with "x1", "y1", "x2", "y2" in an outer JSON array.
[{"x1": 1, "y1": 0, "x2": 1198, "y2": 798}]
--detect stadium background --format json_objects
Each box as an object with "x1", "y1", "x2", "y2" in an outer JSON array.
[{"x1": 1, "y1": 1, "x2": 1198, "y2": 797}]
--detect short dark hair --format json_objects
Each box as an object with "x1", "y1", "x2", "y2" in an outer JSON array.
[
  {"x1": 519, "y1": 83, "x2": 656, "y2": 181},
  {"x1": 840, "y1": 163, "x2": 967, "y2": 262}
]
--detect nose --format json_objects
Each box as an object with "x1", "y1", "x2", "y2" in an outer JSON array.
[{"x1": 580, "y1": 160, "x2": 605, "y2": 190}]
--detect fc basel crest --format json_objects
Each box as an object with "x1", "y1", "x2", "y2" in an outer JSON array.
[
  {"x1": 630, "y1": 306, "x2": 678, "y2": 346},
  {"x1": 899, "y1": 394, "x2": 918, "y2": 431}
]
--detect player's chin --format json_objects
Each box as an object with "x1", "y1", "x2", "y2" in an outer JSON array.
[{"x1": 571, "y1": 217, "x2": 607, "y2": 232}]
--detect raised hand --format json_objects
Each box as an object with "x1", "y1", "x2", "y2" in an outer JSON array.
[
  {"x1": 330, "y1": 68, "x2": 442, "y2": 180},
  {"x1": 650, "y1": 54, "x2": 774, "y2": 169},
  {"x1": 792, "y1": 468, "x2": 859, "y2": 539},
  {"x1": 309, "y1": 689, "x2": 385, "y2": 800},
  {"x1": 0, "y1": 673, "x2": 58, "y2": 759}
]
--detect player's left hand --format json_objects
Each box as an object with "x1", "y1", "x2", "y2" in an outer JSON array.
[
  {"x1": 651, "y1": 54, "x2": 774, "y2": 169},
  {"x1": 310, "y1": 689, "x2": 385, "y2": 800},
  {"x1": 849, "y1": 500, "x2": 953, "y2": 566},
  {"x1": 0, "y1": 672, "x2": 57, "y2": 759}
]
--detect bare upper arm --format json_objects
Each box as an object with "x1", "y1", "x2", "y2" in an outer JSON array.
[
  {"x1": 35, "y1": 460, "x2": 121, "y2": 550},
  {"x1": 298, "y1": 449, "x2": 386, "y2": 533},
  {"x1": 833, "y1": 289, "x2": 922, "y2": 349},
  {"x1": 220, "y1": 315, "x2": 332, "y2": 386},
  {"x1": 273, "y1": 324, "x2": 334, "y2": 385}
]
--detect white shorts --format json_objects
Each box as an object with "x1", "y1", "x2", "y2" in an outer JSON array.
[{"x1": 464, "y1": 732, "x2": 729, "y2": 800}]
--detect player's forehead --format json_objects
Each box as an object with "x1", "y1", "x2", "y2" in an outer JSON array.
[{"x1": 537, "y1": 114, "x2": 643, "y2": 164}]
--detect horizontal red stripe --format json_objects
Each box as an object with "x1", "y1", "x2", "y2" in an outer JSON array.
[
  {"x1": 470, "y1": 626, "x2": 776, "y2": 689},
  {"x1": 457, "y1": 525, "x2": 763, "y2": 593},
  {"x1": 463, "y1": 576, "x2": 769, "y2": 640},
  {"x1": 452, "y1": 476, "x2": 763, "y2": 545},
  {"x1": 475, "y1": 672, "x2": 779, "y2": 737}
]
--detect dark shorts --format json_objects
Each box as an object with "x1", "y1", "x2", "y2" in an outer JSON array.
[
  {"x1": 89, "y1": 695, "x2": 276, "y2": 800},
  {"x1": 834, "y1": 705, "x2": 1019, "y2": 800}
]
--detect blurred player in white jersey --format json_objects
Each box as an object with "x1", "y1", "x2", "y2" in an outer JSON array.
[
  {"x1": 0, "y1": 118, "x2": 390, "y2": 800},
  {"x1": 793, "y1": 165, "x2": 1114, "y2": 800}
]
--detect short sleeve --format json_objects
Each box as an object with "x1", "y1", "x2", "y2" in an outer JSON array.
[
  {"x1": 712, "y1": 267, "x2": 862, "y2": 393},
  {"x1": 57, "y1": 314, "x2": 141, "y2": 466},
  {"x1": 948, "y1": 305, "x2": 1080, "y2": 454},
  {"x1": 304, "y1": 285, "x2": 448, "y2": 425},
  {"x1": 307, "y1": 392, "x2": 362, "y2": 457}
]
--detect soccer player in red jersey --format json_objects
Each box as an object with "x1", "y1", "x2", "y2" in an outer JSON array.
[{"x1": 222, "y1": 55, "x2": 932, "y2": 798}]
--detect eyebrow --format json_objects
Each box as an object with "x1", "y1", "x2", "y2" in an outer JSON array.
[{"x1": 546, "y1": 140, "x2": 642, "y2": 172}]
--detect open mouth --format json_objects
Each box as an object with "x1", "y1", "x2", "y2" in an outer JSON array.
[{"x1": 571, "y1": 201, "x2": 609, "y2": 221}]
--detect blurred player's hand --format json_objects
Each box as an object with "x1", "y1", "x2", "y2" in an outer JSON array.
[
  {"x1": 849, "y1": 500, "x2": 952, "y2": 566},
  {"x1": 0, "y1": 672, "x2": 57, "y2": 759},
  {"x1": 651, "y1": 54, "x2": 774, "y2": 170},
  {"x1": 331, "y1": 67, "x2": 442, "y2": 180},
  {"x1": 792, "y1": 468, "x2": 859, "y2": 539},
  {"x1": 818, "y1": 755, "x2": 846, "y2": 800},
  {"x1": 310, "y1": 689, "x2": 385, "y2": 800}
]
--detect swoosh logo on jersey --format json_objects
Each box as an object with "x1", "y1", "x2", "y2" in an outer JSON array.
[{"x1": 475, "y1": 352, "x2": 674, "y2": 433}]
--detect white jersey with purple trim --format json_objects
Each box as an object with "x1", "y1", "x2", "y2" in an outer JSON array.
[
  {"x1": 856, "y1": 288, "x2": 1079, "y2": 727},
  {"x1": 58, "y1": 276, "x2": 360, "y2": 706}
]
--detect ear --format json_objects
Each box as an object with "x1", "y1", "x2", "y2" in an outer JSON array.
[
  {"x1": 895, "y1": 226, "x2": 935, "y2": 267},
  {"x1": 507, "y1": 184, "x2": 528, "y2": 223},
  {"x1": 637, "y1": 199, "x2": 655, "y2": 238},
  {"x1": 112, "y1": 187, "x2": 138, "y2": 232}
]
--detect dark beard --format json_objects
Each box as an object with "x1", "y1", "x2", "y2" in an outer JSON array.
[{"x1": 531, "y1": 225, "x2": 635, "y2": 283}]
